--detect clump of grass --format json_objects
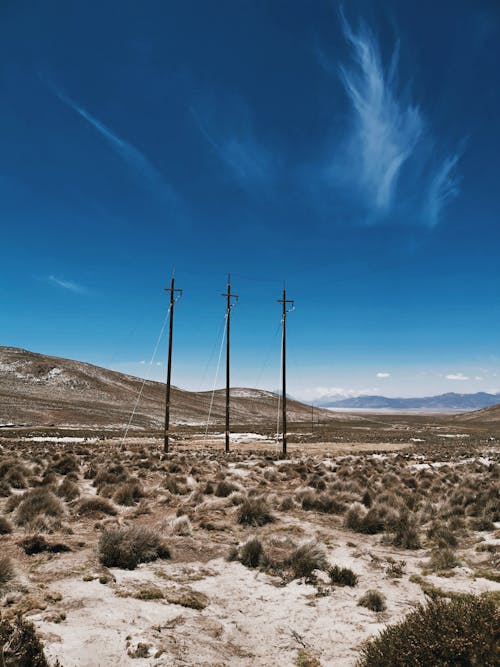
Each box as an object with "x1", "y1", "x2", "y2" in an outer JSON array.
[
  {"x1": 427, "y1": 521, "x2": 458, "y2": 547},
  {"x1": 357, "y1": 595, "x2": 499, "y2": 666},
  {"x1": 290, "y1": 541, "x2": 328, "y2": 580},
  {"x1": 344, "y1": 502, "x2": 384, "y2": 534},
  {"x1": 170, "y1": 515, "x2": 192, "y2": 536},
  {"x1": 0, "y1": 516, "x2": 13, "y2": 534},
  {"x1": 389, "y1": 511, "x2": 421, "y2": 550},
  {"x1": 358, "y1": 589, "x2": 386, "y2": 612},
  {"x1": 57, "y1": 478, "x2": 80, "y2": 501},
  {"x1": 98, "y1": 525, "x2": 171, "y2": 569},
  {"x1": 215, "y1": 480, "x2": 239, "y2": 497},
  {"x1": 0, "y1": 556, "x2": 14, "y2": 589},
  {"x1": 237, "y1": 496, "x2": 274, "y2": 526},
  {"x1": 239, "y1": 537, "x2": 264, "y2": 568},
  {"x1": 113, "y1": 481, "x2": 144, "y2": 506},
  {"x1": 16, "y1": 488, "x2": 65, "y2": 526},
  {"x1": 0, "y1": 616, "x2": 50, "y2": 666},
  {"x1": 429, "y1": 547, "x2": 460, "y2": 571},
  {"x1": 18, "y1": 534, "x2": 71, "y2": 555},
  {"x1": 329, "y1": 564, "x2": 358, "y2": 587},
  {"x1": 296, "y1": 648, "x2": 321, "y2": 667},
  {"x1": 77, "y1": 496, "x2": 117, "y2": 516},
  {"x1": 51, "y1": 454, "x2": 79, "y2": 475}
]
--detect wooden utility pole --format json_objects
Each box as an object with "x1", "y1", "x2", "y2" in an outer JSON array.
[
  {"x1": 278, "y1": 288, "x2": 294, "y2": 457},
  {"x1": 222, "y1": 274, "x2": 238, "y2": 453},
  {"x1": 164, "y1": 276, "x2": 182, "y2": 453}
]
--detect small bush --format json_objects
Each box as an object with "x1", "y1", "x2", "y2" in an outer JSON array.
[
  {"x1": 237, "y1": 497, "x2": 274, "y2": 526},
  {"x1": 77, "y1": 496, "x2": 117, "y2": 516},
  {"x1": 113, "y1": 481, "x2": 144, "y2": 506},
  {"x1": 0, "y1": 556, "x2": 14, "y2": 589},
  {"x1": 239, "y1": 537, "x2": 264, "y2": 568},
  {"x1": 16, "y1": 488, "x2": 64, "y2": 526},
  {"x1": 57, "y1": 478, "x2": 80, "y2": 501},
  {"x1": 18, "y1": 534, "x2": 72, "y2": 555},
  {"x1": 98, "y1": 525, "x2": 171, "y2": 569},
  {"x1": 215, "y1": 480, "x2": 238, "y2": 497},
  {"x1": 0, "y1": 516, "x2": 13, "y2": 534},
  {"x1": 170, "y1": 515, "x2": 192, "y2": 536},
  {"x1": 329, "y1": 565, "x2": 358, "y2": 587},
  {"x1": 344, "y1": 502, "x2": 384, "y2": 534},
  {"x1": 389, "y1": 512, "x2": 421, "y2": 550},
  {"x1": 429, "y1": 547, "x2": 460, "y2": 571},
  {"x1": 358, "y1": 589, "x2": 386, "y2": 612},
  {"x1": 357, "y1": 595, "x2": 499, "y2": 666},
  {"x1": 0, "y1": 616, "x2": 50, "y2": 666},
  {"x1": 290, "y1": 541, "x2": 328, "y2": 580},
  {"x1": 51, "y1": 454, "x2": 79, "y2": 475}
]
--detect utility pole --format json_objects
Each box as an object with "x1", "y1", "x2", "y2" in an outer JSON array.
[
  {"x1": 222, "y1": 274, "x2": 238, "y2": 453},
  {"x1": 278, "y1": 288, "x2": 294, "y2": 457},
  {"x1": 164, "y1": 276, "x2": 182, "y2": 453},
  {"x1": 311, "y1": 401, "x2": 314, "y2": 433}
]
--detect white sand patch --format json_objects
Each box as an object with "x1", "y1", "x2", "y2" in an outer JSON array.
[{"x1": 27, "y1": 437, "x2": 99, "y2": 443}]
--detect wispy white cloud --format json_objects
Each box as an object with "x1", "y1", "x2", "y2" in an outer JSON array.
[
  {"x1": 339, "y1": 16, "x2": 423, "y2": 213},
  {"x1": 189, "y1": 97, "x2": 276, "y2": 191},
  {"x1": 319, "y1": 12, "x2": 461, "y2": 227},
  {"x1": 446, "y1": 372, "x2": 469, "y2": 380},
  {"x1": 376, "y1": 372, "x2": 390, "y2": 378},
  {"x1": 45, "y1": 79, "x2": 178, "y2": 207},
  {"x1": 48, "y1": 275, "x2": 87, "y2": 294}
]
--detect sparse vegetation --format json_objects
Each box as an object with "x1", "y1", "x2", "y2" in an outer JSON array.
[
  {"x1": 16, "y1": 488, "x2": 65, "y2": 525},
  {"x1": 0, "y1": 616, "x2": 50, "y2": 666},
  {"x1": 357, "y1": 595, "x2": 499, "y2": 666},
  {"x1": 237, "y1": 496, "x2": 274, "y2": 526},
  {"x1": 0, "y1": 556, "x2": 14, "y2": 589},
  {"x1": 358, "y1": 590, "x2": 386, "y2": 612},
  {"x1": 77, "y1": 496, "x2": 117, "y2": 516},
  {"x1": 329, "y1": 565, "x2": 358, "y2": 587},
  {"x1": 98, "y1": 525, "x2": 171, "y2": 569},
  {"x1": 290, "y1": 541, "x2": 328, "y2": 580}
]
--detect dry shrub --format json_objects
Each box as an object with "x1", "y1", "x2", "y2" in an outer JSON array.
[
  {"x1": 290, "y1": 541, "x2": 328, "y2": 580},
  {"x1": 15, "y1": 488, "x2": 64, "y2": 526},
  {"x1": 113, "y1": 481, "x2": 144, "y2": 506},
  {"x1": 237, "y1": 496, "x2": 274, "y2": 526},
  {"x1": 344, "y1": 502, "x2": 384, "y2": 534},
  {"x1": 171, "y1": 515, "x2": 192, "y2": 536},
  {"x1": 358, "y1": 589, "x2": 386, "y2": 612},
  {"x1": 51, "y1": 454, "x2": 79, "y2": 475},
  {"x1": 0, "y1": 556, "x2": 14, "y2": 589},
  {"x1": 302, "y1": 492, "x2": 346, "y2": 514},
  {"x1": 329, "y1": 565, "x2": 358, "y2": 587},
  {"x1": 98, "y1": 525, "x2": 171, "y2": 569},
  {"x1": 77, "y1": 496, "x2": 117, "y2": 516},
  {"x1": 429, "y1": 547, "x2": 460, "y2": 571},
  {"x1": 0, "y1": 516, "x2": 13, "y2": 534},
  {"x1": 215, "y1": 480, "x2": 239, "y2": 497},
  {"x1": 427, "y1": 521, "x2": 458, "y2": 547},
  {"x1": 388, "y1": 511, "x2": 421, "y2": 549},
  {"x1": 57, "y1": 478, "x2": 80, "y2": 501},
  {"x1": 357, "y1": 596, "x2": 499, "y2": 666},
  {"x1": 18, "y1": 534, "x2": 71, "y2": 555},
  {"x1": 0, "y1": 616, "x2": 50, "y2": 666},
  {"x1": 239, "y1": 537, "x2": 264, "y2": 568}
]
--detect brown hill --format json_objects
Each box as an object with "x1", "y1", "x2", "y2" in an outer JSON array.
[
  {"x1": 0, "y1": 346, "x2": 348, "y2": 430},
  {"x1": 454, "y1": 403, "x2": 500, "y2": 423}
]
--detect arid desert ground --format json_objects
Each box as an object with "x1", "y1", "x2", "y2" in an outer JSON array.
[{"x1": 0, "y1": 414, "x2": 498, "y2": 666}]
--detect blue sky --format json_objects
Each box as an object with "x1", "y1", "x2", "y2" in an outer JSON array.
[{"x1": 1, "y1": 0, "x2": 500, "y2": 399}]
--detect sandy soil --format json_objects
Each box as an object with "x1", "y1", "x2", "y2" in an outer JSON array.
[{"x1": 0, "y1": 434, "x2": 498, "y2": 666}]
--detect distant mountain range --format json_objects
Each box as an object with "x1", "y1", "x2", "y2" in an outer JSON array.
[{"x1": 315, "y1": 392, "x2": 500, "y2": 412}]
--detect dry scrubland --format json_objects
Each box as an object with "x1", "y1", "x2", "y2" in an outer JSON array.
[{"x1": 0, "y1": 426, "x2": 499, "y2": 666}]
